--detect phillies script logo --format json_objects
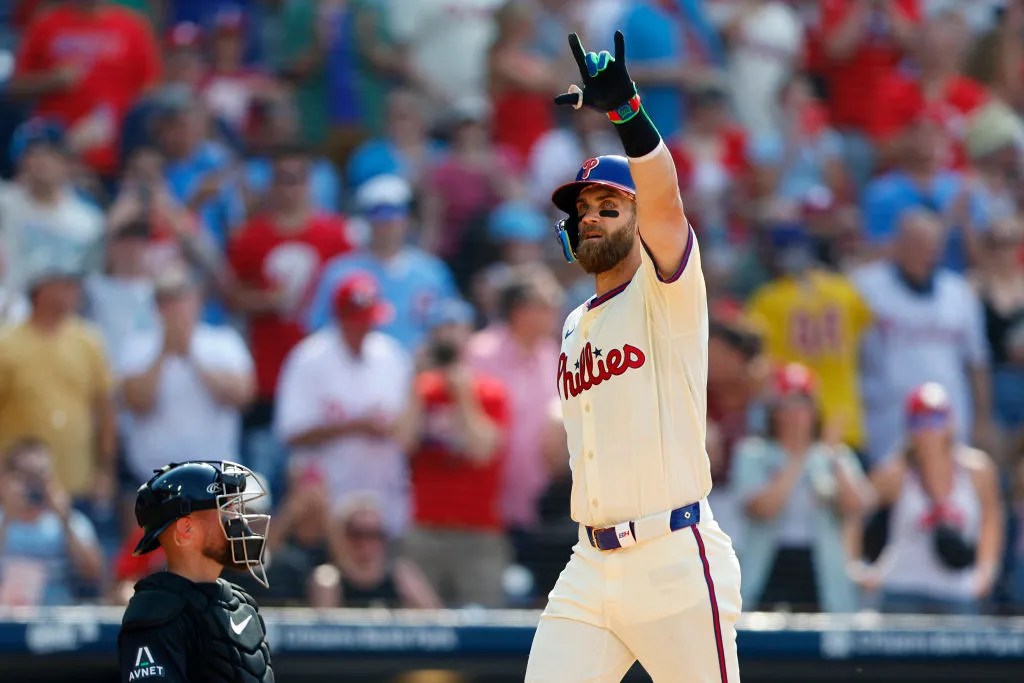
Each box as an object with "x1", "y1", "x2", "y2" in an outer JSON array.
[{"x1": 558, "y1": 342, "x2": 646, "y2": 399}]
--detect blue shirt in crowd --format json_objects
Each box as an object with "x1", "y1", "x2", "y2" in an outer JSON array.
[
  {"x1": 306, "y1": 248, "x2": 457, "y2": 352},
  {"x1": 862, "y1": 171, "x2": 988, "y2": 273}
]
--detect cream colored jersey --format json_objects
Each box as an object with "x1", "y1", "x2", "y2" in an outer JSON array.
[{"x1": 558, "y1": 225, "x2": 710, "y2": 528}]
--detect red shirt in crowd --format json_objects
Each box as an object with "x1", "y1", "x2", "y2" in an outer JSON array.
[
  {"x1": 820, "y1": 0, "x2": 921, "y2": 131},
  {"x1": 410, "y1": 371, "x2": 508, "y2": 532},
  {"x1": 15, "y1": 4, "x2": 162, "y2": 174},
  {"x1": 870, "y1": 73, "x2": 988, "y2": 166},
  {"x1": 227, "y1": 213, "x2": 352, "y2": 400}
]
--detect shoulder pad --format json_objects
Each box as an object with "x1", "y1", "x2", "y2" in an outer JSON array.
[
  {"x1": 121, "y1": 590, "x2": 187, "y2": 631},
  {"x1": 225, "y1": 580, "x2": 259, "y2": 610}
]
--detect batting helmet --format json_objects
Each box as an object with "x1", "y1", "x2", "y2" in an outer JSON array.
[
  {"x1": 133, "y1": 460, "x2": 272, "y2": 587},
  {"x1": 551, "y1": 155, "x2": 636, "y2": 263}
]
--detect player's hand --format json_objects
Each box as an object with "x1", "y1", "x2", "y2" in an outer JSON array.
[{"x1": 554, "y1": 31, "x2": 638, "y2": 119}]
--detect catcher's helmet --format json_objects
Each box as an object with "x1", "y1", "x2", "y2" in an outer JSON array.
[
  {"x1": 551, "y1": 155, "x2": 636, "y2": 263},
  {"x1": 133, "y1": 461, "x2": 271, "y2": 587}
]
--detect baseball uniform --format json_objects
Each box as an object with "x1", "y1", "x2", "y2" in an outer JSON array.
[{"x1": 526, "y1": 147, "x2": 742, "y2": 683}]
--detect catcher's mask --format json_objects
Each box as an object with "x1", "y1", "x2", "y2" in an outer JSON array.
[
  {"x1": 133, "y1": 460, "x2": 272, "y2": 588},
  {"x1": 551, "y1": 155, "x2": 636, "y2": 263}
]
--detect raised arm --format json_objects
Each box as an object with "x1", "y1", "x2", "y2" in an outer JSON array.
[{"x1": 555, "y1": 31, "x2": 689, "y2": 276}]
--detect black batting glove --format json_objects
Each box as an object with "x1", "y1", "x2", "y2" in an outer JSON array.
[{"x1": 554, "y1": 31, "x2": 641, "y2": 123}]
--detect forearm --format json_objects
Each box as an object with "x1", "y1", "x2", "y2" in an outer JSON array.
[
  {"x1": 886, "y1": 10, "x2": 918, "y2": 52},
  {"x1": 745, "y1": 460, "x2": 805, "y2": 519},
  {"x1": 969, "y1": 365, "x2": 993, "y2": 422},
  {"x1": 394, "y1": 397, "x2": 424, "y2": 455},
  {"x1": 833, "y1": 456, "x2": 874, "y2": 517},
  {"x1": 6, "y1": 72, "x2": 67, "y2": 99},
  {"x1": 197, "y1": 368, "x2": 255, "y2": 408},
  {"x1": 95, "y1": 396, "x2": 118, "y2": 471},
  {"x1": 824, "y1": 9, "x2": 869, "y2": 61},
  {"x1": 122, "y1": 359, "x2": 165, "y2": 414},
  {"x1": 61, "y1": 519, "x2": 103, "y2": 581},
  {"x1": 451, "y1": 389, "x2": 500, "y2": 463},
  {"x1": 286, "y1": 421, "x2": 364, "y2": 448},
  {"x1": 227, "y1": 284, "x2": 282, "y2": 315},
  {"x1": 974, "y1": 511, "x2": 1003, "y2": 591}
]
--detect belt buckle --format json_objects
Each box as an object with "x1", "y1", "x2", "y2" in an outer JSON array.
[
  {"x1": 613, "y1": 521, "x2": 636, "y2": 549},
  {"x1": 588, "y1": 526, "x2": 600, "y2": 549}
]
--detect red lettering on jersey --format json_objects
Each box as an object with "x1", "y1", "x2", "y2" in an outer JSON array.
[
  {"x1": 580, "y1": 158, "x2": 600, "y2": 180},
  {"x1": 558, "y1": 342, "x2": 646, "y2": 399}
]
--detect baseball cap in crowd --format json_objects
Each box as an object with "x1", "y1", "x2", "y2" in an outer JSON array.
[
  {"x1": 770, "y1": 362, "x2": 817, "y2": 403},
  {"x1": 10, "y1": 117, "x2": 66, "y2": 165},
  {"x1": 23, "y1": 253, "x2": 84, "y2": 294},
  {"x1": 427, "y1": 298, "x2": 475, "y2": 330},
  {"x1": 355, "y1": 174, "x2": 412, "y2": 222},
  {"x1": 164, "y1": 21, "x2": 203, "y2": 50},
  {"x1": 965, "y1": 100, "x2": 1024, "y2": 161},
  {"x1": 488, "y1": 201, "x2": 547, "y2": 244},
  {"x1": 905, "y1": 382, "x2": 952, "y2": 432},
  {"x1": 332, "y1": 272, "x2": 393, "y2": 325}
]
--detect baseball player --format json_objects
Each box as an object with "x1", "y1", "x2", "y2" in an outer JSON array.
[
  {"x1": 117, "y1": 461, "x2": 274, "y2": 683},
  {"x1": 525, "y1": 32, "x2": 742, "y2": 682}
]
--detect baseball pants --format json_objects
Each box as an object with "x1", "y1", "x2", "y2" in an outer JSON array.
[{"x1": 525, "y1": 502, "x2": 742, "y2": 682}]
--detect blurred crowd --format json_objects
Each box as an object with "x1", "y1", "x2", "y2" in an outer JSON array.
[{"x1": 3, "y1": 0, "x2": 1024, "y2": 618}]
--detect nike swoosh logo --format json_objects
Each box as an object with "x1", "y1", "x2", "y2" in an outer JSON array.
[
  {"x1": 230, "y1": 614, "x2": 252, "y2": 635},
  {"x1": 564, "y1": 327, "x2": 575, "y2": 339}
]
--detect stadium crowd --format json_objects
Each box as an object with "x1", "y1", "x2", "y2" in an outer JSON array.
[{"x1": 2, "y1": 0, "x2": 1024, "y2": 618}]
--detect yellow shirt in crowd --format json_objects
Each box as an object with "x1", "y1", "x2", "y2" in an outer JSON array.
[
  {"x1": 0, "y1": 319, "x2": 112, "y2": 497},
  {"x1": 746, "y1": 270, "x2": 872, "y2": 448}
]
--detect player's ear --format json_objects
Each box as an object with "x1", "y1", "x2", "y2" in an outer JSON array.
[{"x1": 170, "y1": 516, "x2": 195, "y2": 547}]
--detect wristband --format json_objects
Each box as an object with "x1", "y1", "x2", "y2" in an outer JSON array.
[
  {"x1": 611, "y1": 102, "x2": 662, "y2": 158},
  {"x1": 607, "y1": 94, "x2": 642, "y2": 123}
]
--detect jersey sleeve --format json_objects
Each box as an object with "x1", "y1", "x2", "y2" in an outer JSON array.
[
  {"x1": 637, "y1": 223, "x2": 704, "y2": 336},
  {"x1": 118, "y1": 618, "x2": 192, "y2": 683}
]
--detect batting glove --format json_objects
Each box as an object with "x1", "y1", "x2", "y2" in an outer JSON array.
[{"x1": 554, "y1": 31, "x2": 641, "y2": 124}]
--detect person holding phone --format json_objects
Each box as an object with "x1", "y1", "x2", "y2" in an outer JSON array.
[
  {"x1": 0, "y1": 438, "x2": 104, "y2": 606},
  {"x1": 396, "y1": 298, "x2": 510, "y2": 607}
]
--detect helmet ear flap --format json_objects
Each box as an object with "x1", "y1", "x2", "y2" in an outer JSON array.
[{"x1": 556, "y1": 216, "x2": 580, "y2": 263}]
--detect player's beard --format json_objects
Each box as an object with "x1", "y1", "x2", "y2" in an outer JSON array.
[
  {"x1": 575, "y1": 215, "x2": 637, "y2": 275},
  {"x1": 202, "y1": 526, "x2": 249, "y2": 572}
]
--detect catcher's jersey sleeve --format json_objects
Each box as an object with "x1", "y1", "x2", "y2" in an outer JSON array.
[{"x1": 118, "y1": 616, "x2": 192, "y2": 683}]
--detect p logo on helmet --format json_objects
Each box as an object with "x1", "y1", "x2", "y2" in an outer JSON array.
[{"x1": 580, "y1": 157, "x2": 600, "y2": 180}]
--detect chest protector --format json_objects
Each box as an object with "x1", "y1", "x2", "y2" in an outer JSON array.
[
  {"x1": 181, "y1": 580, "x2": 274, "y2": 683},
  {"x1": 124, "y1": 573, "x2": 274, "y2": 683}
]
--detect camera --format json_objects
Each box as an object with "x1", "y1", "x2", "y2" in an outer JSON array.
[
  {"x1": 25, "y1": 484, "x2": 46, "y2": 508},
  {"x1": 430, "y1": 340, "x2": 459, "y2": 368}
]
